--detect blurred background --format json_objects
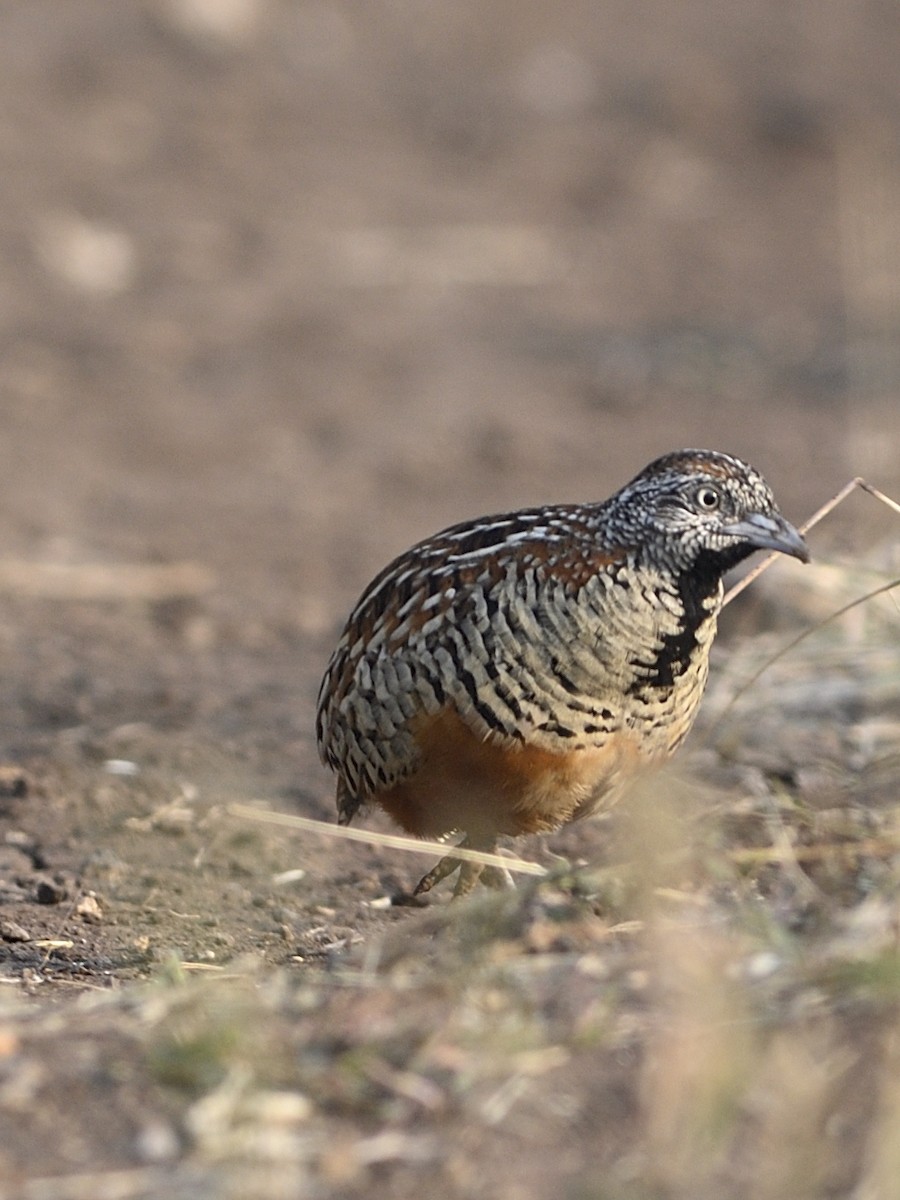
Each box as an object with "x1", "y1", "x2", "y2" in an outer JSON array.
[
  {"x1": 0, "y1": 0, "x2": 898, "y2": 691},
  {"x1": 1, "y1": 11, "x2": 899, "y2": 1188}
]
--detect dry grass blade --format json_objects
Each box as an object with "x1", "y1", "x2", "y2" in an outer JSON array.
[
  {"x1": 711, "y1": 575, "x2": 900, "y2": 733},
  {"x1": 713, "y1": 475, "x2": 900, "y2": 727},
  {"x1": 226, "y1": 803, "x2": 547, "y2": 878},
  {"x1": 723, "y1": 476, "x2": 893, "y2": 607},
  {"x1": 729, "y1": 834, "x2": 900, "y2": 867},
  {"x1": 858, "y1": 478, "x2": 900, "y2": 516}
]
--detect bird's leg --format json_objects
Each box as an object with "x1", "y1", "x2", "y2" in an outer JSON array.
[
  {"x1": 477, "y1": 863, "x2": 515, "y2": 891},
  {"x1": 414, "y1": 834, "x2": 510, "y2": 898}
]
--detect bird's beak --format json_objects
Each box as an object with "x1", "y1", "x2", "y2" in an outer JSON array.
[{"x1": 720, "y1": 512, "x2": 810, "y2": 563}]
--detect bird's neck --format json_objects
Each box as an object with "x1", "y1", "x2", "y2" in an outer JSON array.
[
  {"x1": 694, "y1": 543, "x2": 758, "y2": 578},
  {"x1": 672, "y1": 554, "x2": 724, "y2": 644}
]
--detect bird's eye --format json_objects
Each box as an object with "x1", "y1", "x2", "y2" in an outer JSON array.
[{"x1": 695, "y1": 485, "x2": 721, "y2": 511}]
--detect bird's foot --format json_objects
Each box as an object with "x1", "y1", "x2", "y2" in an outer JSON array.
[
  {"x1": 413, "y1": 837, "x2": 513, "y2": 898},
  {"x1": 413, "y1": 849, "x2": 465, "y2": 896}
]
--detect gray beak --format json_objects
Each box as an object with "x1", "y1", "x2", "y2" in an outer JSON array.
[{"x1": 720, "y1": 512, "x2": 810, "y2": 563}]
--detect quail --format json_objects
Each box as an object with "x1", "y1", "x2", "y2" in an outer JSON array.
[{"x1": 316, "y1": 449, "x2": 808, "y2": 896}]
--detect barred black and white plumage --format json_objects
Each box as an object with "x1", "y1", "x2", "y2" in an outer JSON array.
[{"x1": 316, "y1": 449, "x2": 808, "y2": 896}]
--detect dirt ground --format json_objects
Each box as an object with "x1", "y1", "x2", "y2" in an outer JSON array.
[{"x1": 0, "y1": 2, "x2": 899, "y2": 1197}]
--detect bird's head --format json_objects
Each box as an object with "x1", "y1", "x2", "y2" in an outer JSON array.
[{"x1": 609, "y1": 449, "x2": 809, "y2": 576}]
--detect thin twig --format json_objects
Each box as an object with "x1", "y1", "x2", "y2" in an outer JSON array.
[
  {"x1": 857, "y1": 478, "x2": 900, "y2": 516},
  {"x1": 711, "y1": 576, "x2": 900, "y2": 733},
  {"x1": 711, "y1": 474, "x2": 900, "y2": 728},
  {"x1": 723, "y1": 476, "x2": 864, "y2": 607}
]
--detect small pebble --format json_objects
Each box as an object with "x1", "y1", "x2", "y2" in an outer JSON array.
[
  {"x1": 0, "y1": 766, "x2": 29, "y2": 799},
  {"x1": 76, "y1": 894, "x2": 104, "y2": 924},
  {"x1": 35, "y1": 877, "x2": 68, "y2": 905},
  {"x1": 0, "y1": 920, "x2": 31, "y2": 943},
  {"x1": 104, "y1": 759, "x2": 140, "y2": 777}
]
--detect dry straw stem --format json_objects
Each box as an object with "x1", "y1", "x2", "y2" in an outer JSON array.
[
  {"x1": 723, "y1": 476, "x2": 900, "y2": 607},
  {"x1": 713, "y1": 477, "x2": 900, "y2": 731},
  {"x1": 639, "y1": 927, "x2": 755, "y2": 1193},
  {"x1": 729, "y1": 834, "x2": 900, "y2": 868},
  {"x1": 226, "y1": 803, "x2": 547, "y2": 878}
]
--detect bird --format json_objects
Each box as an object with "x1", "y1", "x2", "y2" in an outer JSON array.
[{"x1": 316, "y1": 449, "x2": 809, "y2": 897}]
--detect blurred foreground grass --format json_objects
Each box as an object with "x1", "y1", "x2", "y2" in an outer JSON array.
[{"x1": 2, "y1": 550, "x2": 899, "y2": 1200}]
